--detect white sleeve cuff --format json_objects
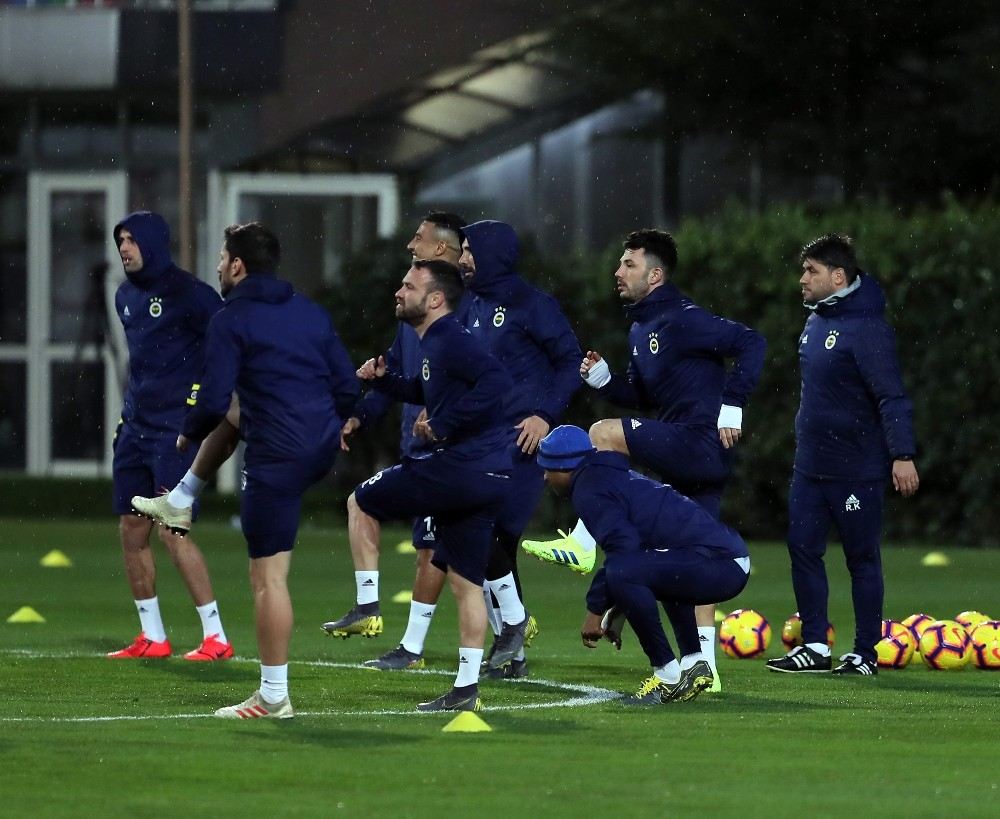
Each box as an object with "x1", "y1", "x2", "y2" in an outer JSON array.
[
  {"x1": 583, "y1": 357, "x2": 611, "y2": 389},
  {"x1": 718, "y1": 404, "x2": 742, "y2": 430}
]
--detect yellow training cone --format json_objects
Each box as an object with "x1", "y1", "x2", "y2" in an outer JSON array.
[
  {"x1": 442, "y1": 711, "x2": 492, "y2": 733},
  {"x1": 921, "y1": 551, "x2": 951, "y2": 567},
  {"x1": 40, "y1": 549, "x2": 73, "y2": 568},
  {"x1": 392, "y1": 590, "x2": 413, "y2": 604},
  {"x1": 395, "y1": 540, "x2": 416, "y2": 554},
  {"x1": 7, "y1": 606, "x2": 46, "y2": 624}
]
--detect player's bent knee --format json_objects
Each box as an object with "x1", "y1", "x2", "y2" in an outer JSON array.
[{"x1": 589, "y1": 419, "x2": 627, "y2": 453}]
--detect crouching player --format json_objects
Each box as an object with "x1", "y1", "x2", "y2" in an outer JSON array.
[{"x1": 536, "y1": 425, "x2": 751, "y2": 704}]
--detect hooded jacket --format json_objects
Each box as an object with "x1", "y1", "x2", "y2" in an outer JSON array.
[
  {"x1": 794, "y1": 272, "x2": 915, "y2": 480},
  {"x1": 113, "y1": 211, "x2": 222, "y2": 434},
  {"x1": 574, "y1": 451, "x2": 750, "y2": 613},
  {"x1": 460, "y1": 221, "x2": 582, "y2": 434},
  {"x1": 183, "y1": 273, "x2": 359, "y2": 463},
  {"x1": 597, "y1": 282, "x2": 766, "y2": 428}
]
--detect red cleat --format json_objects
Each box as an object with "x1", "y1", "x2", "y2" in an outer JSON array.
[
  {"x1": 184, "y1": 633, "x2": 234, "y2": 661},
  {"x1": 107, "y1": 633, "x2": 171, "y2": 659}
]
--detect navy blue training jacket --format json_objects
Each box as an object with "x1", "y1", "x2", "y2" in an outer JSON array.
[
  {"x1": 573, "y1": 451, "x2": 750, "y2": 613},
  {"x1": 460, "y1": 221, "x2": 582, "y2": 430},
  {"x1": 598, "y1": 282, "x2": 766, "y2": 427},
  {"x1": 114, "y1": 211, "x2": 222, "y2": 435},
  {"x1": 794, "y1": 272, "x2": 916, "y2": 480},
  {"x1": 372, "y1": 313, "x2": 513, "y2": 473},
  {"x1": 182, "y1": 274, "x2": 359, "y2": 463}
]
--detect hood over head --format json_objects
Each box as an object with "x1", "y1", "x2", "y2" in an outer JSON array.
[
  {"x1": 462, "y1": 220, "x2": 520, "y2": 297},
  {"x1": 114, "y1": 211, "x2": 174, "y2": 287}
]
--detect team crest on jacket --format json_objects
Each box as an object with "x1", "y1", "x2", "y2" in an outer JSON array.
[
  {"x1": 824, "y1": 330, "x2": 839, "y2": 350},
  {"x1": 149, "y1": 297, "x2": 163, "y2": 318},
  {"x1": 492, "y1": 306, "x2": 506, "y2": 328},
  {"x1": 648, "y1": 332, "x2": 660, "y2": 354},
  {"x1": 421, "y1": 357, "x2": 430, "y2": 381}
]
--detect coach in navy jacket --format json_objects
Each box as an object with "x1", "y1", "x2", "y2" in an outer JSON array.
[{"x1": 768, "y1": 234, "x2": 919, "y2": 678}]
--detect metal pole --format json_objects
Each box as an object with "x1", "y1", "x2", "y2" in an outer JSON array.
[{"x1": 178, "y1": 0, "x2": 194, "y2": 271}]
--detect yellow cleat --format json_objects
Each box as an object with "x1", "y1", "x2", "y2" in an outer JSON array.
[{"x1": 521, "y1": 530, "x2": 596, "y2": 574}]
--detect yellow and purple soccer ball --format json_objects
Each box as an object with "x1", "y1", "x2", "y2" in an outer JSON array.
[
  {"x1": 876, "y1": 620, "x2": 915, "y2": 668},
  {"x1": 781, "y1": 612, "x2": 835, "y2": 649},
  {"x1": 720, "y1": 608, "x2": 771, "y2": 659},
  {"x1": 955, "y1": 611, "x2": 991, "y2": 633},
  {"x1": 918, "y1": 619, "x2": 973, "y2": 670},
  {"x1": 901, "y1": 613, "x2": 935, "y2": 658},
  {"x1": 970, "y1": 621, "x2": 1000, "y2": 670}
]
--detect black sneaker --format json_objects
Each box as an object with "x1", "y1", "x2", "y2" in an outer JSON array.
[
  {"x1": 832, "y1": 652, "x2": 878, "y2": 675},
  {"x1": 362, "y1": 644, "x2": 424, "y2": 670},
  {"x1": 416, "y1": 684, "x2": 482, "y2": 712},
  {"x1": 484, "y1": 657, "x2": 529, "y2": 680},
  {"x1": 765, "y1": 645, "x2": 832, "y2": 673},
  {"x1": 489, "y1": 616, "x2": 529, "y2": 669},
  {"x1": 321, "y1": 603, "x2": 383, "y2": 639}
]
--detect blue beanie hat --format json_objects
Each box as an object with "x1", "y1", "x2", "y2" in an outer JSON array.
[{"x1": 537, "y1": 425, "x2": 595, "y2": 471}]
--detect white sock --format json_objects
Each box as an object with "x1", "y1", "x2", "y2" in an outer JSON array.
[
  {"x1": 195, "y1": 600, "x2": 227, "y2": 643},
  {"x1": 455, "y1": 647, "x2": 483, "y2": 688},
  {"x1": 488, "y1": 574, "x2": 525, "y2": 625},
  {"x1": 135, "y1": 596, "x2": 167, "y2": 643},
  {"x1": 569, "y1": 519, "x2": 597, "y2": 551},
  {"x1": 355, "y1": 571, "x2": 379, "y2": 605},
  {"x1": 260, "y1": 663, "x2": 288, "y2": 704},
  {"x1": 806, "y1": 641, "x2": 831, "y2": 657},
  {"x1": 698, "y1": 626, "x2": 718, "y2": 673},
  {"x1": 167, "y1": 470, "x2": 205, "y2": 508},
  {"x1": 400, "y1": 601, "x2": 436, "y2": 655},
  {"x1": 654, "y1": 659, "x2": 681, "y2": 684},
  {"x1": 680, "y1": 652, "x2": 705, "y2": 671}
]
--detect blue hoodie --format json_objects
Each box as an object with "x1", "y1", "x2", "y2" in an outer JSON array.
[
  {"x1": 460, "y1": 221, "x2": 582, "y2": 435},
  {"x1": 113, "y1": 211, "x2": 222, "y2": 435},
  {"x1": 598, "y1": 282, "x2": 766, "y2": 427},
  {"x1": 182, "y1": 273, "x2": 359, "y2": 464},
  {"x1": 574, "y1": 451, "x2": 749, "y2": 613},
  {"x1": 794, "y1": 272, "x2": 916, "y2": 480}
]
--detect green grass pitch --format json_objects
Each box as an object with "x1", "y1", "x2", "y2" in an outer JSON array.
[{"x1": 1, "y1": 518, "x2": 998, "y2": 817}]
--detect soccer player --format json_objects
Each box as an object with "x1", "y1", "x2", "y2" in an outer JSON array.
[
  {"x1": 108, "y1": 211, "x2": 233, "y2": 662},
  {"x1": 147, "y1": 222, "x2": 359, "y2": 718},
  {"x1": 536, "y1": 425, "x2": 751, "y2": 704},
  {"x1": 457, "y1": 220, "x2": 583, "y2": 677},
  {"x1": 522, "y1": 228, "x2": 766, "y2": 689},
  {"x1": 349, "y1": 258, "x2": 513, "y2": 711},
  {"x1": 767, "y1": 234, "x2": 919, "y2": 676},
  {"x1": 326, "y1": 212, "x2": 466, "y2": 669}
]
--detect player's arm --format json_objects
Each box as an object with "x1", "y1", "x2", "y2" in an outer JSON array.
[
  {"x1": 427, "y1": 340, "x2": 512, "y2": 441},
  {"x1": 182, "y1": 311, "x2": 242, "y2": 442},
  {"x1": 529, "y1": 296, "x2": 584, "y2": 425},
  {"x1": 585, "y1": 350, "x2": 653, "y2": 409}
]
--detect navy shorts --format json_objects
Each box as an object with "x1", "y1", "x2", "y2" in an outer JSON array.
[
  {"x1": 412, "y1": 515, "x2": 438, "y2": 550},
  {"x1": 354, "y1": 457, "x2": 510, "y2": 586},
  {"x1": 112, "y1": 423, "x2": 199, "y2": 519},
  {"x1": 240, "y1": 448, "x2": 336, "y2": 559},
  {"x1": 495, "y1": 449, "x2": 545, "y2": 539},
  {"x1": 623, "y1": 419, "x2": 732, "y2": 494}
]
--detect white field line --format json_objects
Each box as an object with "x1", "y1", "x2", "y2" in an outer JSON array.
[{"x1": 0, "y1": 651, "x2": 621, "y2": 723}]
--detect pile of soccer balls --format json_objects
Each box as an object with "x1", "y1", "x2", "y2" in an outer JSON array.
[{"x1": 718, "y1": 608, "x2": 1000, "y2": 670}]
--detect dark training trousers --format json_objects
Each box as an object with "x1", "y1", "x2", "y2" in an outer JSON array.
[
  {"x1": 787, "y1": 473, "x2": 885, "y2": 664},
  {"x1": 605, "y1": 549, "x2": 749, "y2": 668}
]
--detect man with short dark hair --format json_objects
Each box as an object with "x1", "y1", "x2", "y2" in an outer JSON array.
[
  {"x1": 349, "y1": 258, "x2": 513, "y2": 711},
  {"x1": 536, "y1": 425, "x2": 751, "y2": 704},
  {"x1": 523, "y1": 228, "x2": 766, "y2": 689},
  {"x1": 108, "y1": 210, "x2": 233, "y2": 662},
  {"x1": 767, "y1": 233, "x2": 919, "y2": 677},
  {"x1": 141, "y1": 221, "x2": 359, "y2": 718}
]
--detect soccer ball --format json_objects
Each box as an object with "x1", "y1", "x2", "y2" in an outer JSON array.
[
  {"x1": 901, "y1": 613, "x2": 935, "y2": 657},
  {"x1": 970, "y1": 621, "x2": 1000, "y2": 670},
  {"x1": 720, "y1": 608, "x2": 771, "y2": 659},
  {"x1": 919, "y1": 620, "x2": 973, "y2": 670},
  {"x1": 955, "y1": 610, "x2": 991, "y2": 633},
  {"x1": 781, "y1": 612, "x2": 835, "y2": 649},
  {"x1": 876, "y1": 620, "x2": 915, "y2": 668}
]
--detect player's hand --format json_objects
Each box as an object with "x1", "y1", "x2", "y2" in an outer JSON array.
[
  {"x1": 515, "y1": 415, "x2": 550, "y2": 454},
  {"x1": 892, "y1": 459, "x2": 919, "y2": 497},
  {"x1": 414, "y1": 417, "x2": 439, "y2": 442},
  {"x1": 340, "y1": 417, "x2": 362, "y2": 452},
  {"x1": 580, "y1": 350, "x2": 603, "y2": 378},
  {"x1": 412, "y1": 408, "x2": 430, "y2": 438},
  {"x1": 357, "y1": 355, "x2": 387, "y2": 380},
  {"x1": 581, "y1": 611, "x2": 605, "y2": 649},
  {"x1": 719, "y1": 427, "x2": 742, "y2": 448},
  {"x1": 175, "y1": 434, "x2": 190, "y2": 453}
]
